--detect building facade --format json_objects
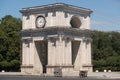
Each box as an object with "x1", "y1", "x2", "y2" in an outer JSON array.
[{"x1": 20, "y1": 3, "x2": 93, "y2": 76}]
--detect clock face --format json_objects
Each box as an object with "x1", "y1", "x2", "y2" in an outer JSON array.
[{"x1": 36, "y1": 16, "x2": 46, "y2": 28}]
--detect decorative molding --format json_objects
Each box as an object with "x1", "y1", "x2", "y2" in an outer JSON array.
[
  {"x1": 82, "y1": 64, "x2": 93, "y2": 67},
  {"x1": 62, "y1": 36, "x2": 73, "y2": 46},
  {"x1": 83, "y1": 38, "x2": 92, "y2": 43},
  {"x1": 22, "y1": 38, "x2": 33, "y2": 47},
  {"x1": 21, "y1": 27, "x2": 92, "y2": 38},
  {"x1": 46, "y1": 65, "x2": 73, "y2": 68},
  {"x1": 20, "y1": 3, "x2": 93, "y2": 15},
  {"x1": 47, "y1": 35, "x2": 59, "y2": 46},
  {"x1": 21, "y1": 64, "x2": 33, "y2": 68},
  {"x1": 22, "y1": 37, "x2": 33, "y2": 42}
]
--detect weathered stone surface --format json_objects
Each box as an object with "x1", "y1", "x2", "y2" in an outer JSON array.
[{"x1": 20, "y1": 3, "x2": 93, "y2": 76}]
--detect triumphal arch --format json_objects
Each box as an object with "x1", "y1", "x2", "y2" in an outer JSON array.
[{"x1": 20, "y1": 3, "x2": 93, "y2": 76}]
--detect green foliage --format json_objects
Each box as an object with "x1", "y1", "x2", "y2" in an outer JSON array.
[
  {"x1": 0, "y1": 15, "x2": 21, "y2": 72},
  {"x1": 10, "y1": 59, "x2": 20, "y2": 71},
  {"x1": 92, "y1": 31, "x2": 120, "y2": 71}
]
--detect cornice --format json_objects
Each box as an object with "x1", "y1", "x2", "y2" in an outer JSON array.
[
  {"x1": 20, "y1": 3, "x2": 93, "y2": 15},
  {"x1": 20, "y1": 27, "x2": 92, "y2": 37}
]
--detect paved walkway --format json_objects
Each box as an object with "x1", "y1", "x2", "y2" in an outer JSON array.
[
  {"x1": 0, "y1": 75, "x2": 120, "y2": 80},
  {"x1": 0, "y1": 72, "x2": 120, "y2": 79}
]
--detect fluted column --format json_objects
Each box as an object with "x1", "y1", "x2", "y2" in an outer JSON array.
[
  {"x1": 86, "y1": 39, "x2": 92, "y2": 65},
  {"x1": 21, "y1": 38, "x2": 33, "y2": 73},
  {"x1": 81, "y1": 38, "x2": 92, "y2": 71},
  {"x1": 63, "y1": 36, "x2": 73, "y2": 66},
  {"x1": 47, "y1": 36, "x2": 58, "y2": 66},
  {"x1": 81, "y1": 39, "x2": 87, "y2": 65}
]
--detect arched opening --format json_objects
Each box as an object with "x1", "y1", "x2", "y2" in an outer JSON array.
[{"x1": 70, "y1": 16, "x2": 81, "y2": 28}]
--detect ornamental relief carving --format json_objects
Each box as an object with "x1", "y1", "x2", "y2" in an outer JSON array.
[
  {"x1": 47, "y1": 36, "x2": 59, "y2": 46},
  {"x1": 22, "y1": 38, "x2": 33, "y2": 47},
  {"x1": 47, "y1": 35, "x2": 73, "y2": 47},
  {"x1": 82, "y1": 38, "x2": 92, "y2": 43},
  {"x1": 62, "y1": 36, "x2": 73, "y2": 47}
]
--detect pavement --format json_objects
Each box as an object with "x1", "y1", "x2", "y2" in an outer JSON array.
[
  {"x1": 0, "y1": 75, "x2": 120, "y2": 80},
  {"x1": 0, "y1": 72, "x2": 120, "y2": 80}
]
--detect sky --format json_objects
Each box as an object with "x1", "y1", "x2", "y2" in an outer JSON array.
[{"x1": 0, "y1": 0, "x2": 120, "y2": 31}]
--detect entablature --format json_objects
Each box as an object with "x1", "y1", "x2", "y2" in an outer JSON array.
[{"x1": 21, "y1": 27, "x2": 92, "y2": 38}]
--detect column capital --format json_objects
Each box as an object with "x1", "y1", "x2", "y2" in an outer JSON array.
[
  {"x1": 62, "y1": 36, "x2": 74, "y2": 41},
  {"x1": 47, "y1": 35, "x2": 59, "y2": 46},
  {"x1": 22, "y1": 37, "x2": 33, "y2": 47},
  {"x1": 62, "y1": 36, "x2": 73, "y2": 46},
  {"x1": 22, "y1": 37, "x2": 33, "y2": 41},
  {"x1": 82, "y1": 38, "x2": 92, "y2": 42}
]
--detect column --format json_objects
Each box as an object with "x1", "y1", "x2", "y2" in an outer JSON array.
[
  {"x1": 47, "y1": 37, "x2": 56, "y2": 66},
  {"x1": 81, "y1": 39, "x2": 87, "y2": 66},
  {"x1": 22, "y1": 38, "x2": 33, "y2": 66},
  {"x1": 66, "y1": 41, "x2": 72, "y2": 65},
  {"x1": 47, "y1": 36, "x2": 58, "y2": 74},
  {"x1": 29, "y1": 40, "x2": 34, "y2": 65},
  {"x1": 79, "y1": 40, "x2": 83, "y2": 70},
  {"x1": 64, "y1": 37, "x2": 72, "y2": 65},
  {"x1": 81, "y1": 38, "x2": 93, "y2": 71},
  {"x1": 87, "y1": 39, "x2": 92, "y2": 65},
  {"x1": 21, "y1": 38, "x2": 33, "y2": 73},
  {"x1": 58, "y1": 35, "x2": 65, "y2": 65}
]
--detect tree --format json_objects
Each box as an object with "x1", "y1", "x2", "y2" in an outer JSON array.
[
  {"x1": 0, "y1": 15, "x2": 21, "y2": 71},
  {"x1": 92, "y1": 31, "x2": 120, "y2": 71}
]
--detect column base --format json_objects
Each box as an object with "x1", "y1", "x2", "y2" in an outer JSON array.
[
  {"x1": 21, "y1": 64, "x2": 34, "y2": 75},
  {"x1": 82, "y1": 64, "x2": 93, "y2": 72},
  {"x1": 46, "y1": 65, "x2": 74, "y2": 76}
]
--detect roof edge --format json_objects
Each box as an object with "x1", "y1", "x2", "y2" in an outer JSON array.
[{"x1": 20, "y1": 3, "x2": 93, "y2": 14}]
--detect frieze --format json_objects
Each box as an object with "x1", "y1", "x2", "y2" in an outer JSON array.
[{"x1": 21, "y1": 27, "x2": 92, "y2": 38}]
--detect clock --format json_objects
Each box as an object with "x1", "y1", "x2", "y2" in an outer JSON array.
[{"x1": 36, "y1": 16, "x2": 46, "y2": 28}]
